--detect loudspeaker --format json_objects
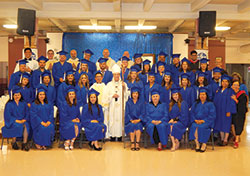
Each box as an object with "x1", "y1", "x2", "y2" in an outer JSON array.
[
  {"x1": 17, "y1": 8, "x2": 36, "y2": 36},
  {"x1": 198, "y1": 11, "x2": 216, "y2": 38}
]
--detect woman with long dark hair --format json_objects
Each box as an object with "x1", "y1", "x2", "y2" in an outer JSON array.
[
  {"x1": 59, "y1": 86, "x2": 81, "y2": 150},
  {"x1": 1, "y1": 85, "x2": 30, "y2": 151},
  {"x1": 75, "y1": 59, "x2": 94, "y2": 85},
  {"x1": 160, "y1": 71, "x2": 175, "y2": 108},
  {"x1": 177, "y1": 58, "x2": 195, "y2": 85},
  {"x1": 193, "y1": 72, "x2": 212, "y2": 100},
  {"x1": 139, "y1": 59, "x2": 151, "y2": 85},
  {"x1": 41, "y1": 70, "x2": 56, "y2": 105},
  {"x1": 76, "y1": 73, "x2": 90, "y2": 107},
  {"x1": 30, "y1": 84, "x2": 55, "y2": 150},
  {"x1": 231, "y1": 80, "x2": 248, "y2": 149},
  {"x1": 168, "y1": 87, "x2": 189, "y2": 151},
  {"x1": 81, "y1": 89, "x2": 106, "y2": 151},
  {"x1": 195, "y1": 58, "x2": 212, "y2": 84}
]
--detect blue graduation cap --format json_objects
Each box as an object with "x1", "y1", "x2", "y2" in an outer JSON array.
[
  {"x1": 200, "y1": 58, "x2": 209, "y2": 64},
  {"x1": 94, "y1": 70, "x2": 103, "y2": 76},
  {"x1": 83, "y1": 49, "x2": 94, "y2": 55},
  {"x1": 119, "y1": 56, "x2": 130, "y2": 62},
  {"x1": 180, "y1": 73, "x2": 190, "y2": 80},
  {"x1": 157, "y1": 61, "x2": 165, "y2": 67},
  {"x1": 80, "y1": 58, "x2": 89, "y2": 64},
  {"x1": 130, "y1": 65, "x2": 140, "y2": 73},
  {"x1": 148, "y1": 71, "x2": 155, "y2": 77},
  {"x1": 197, "y1": 72, "x2": 206, "y2": 78},
  {"x1": 12, "y1": 85, "x2": 22, "y2": 94},
  {"x1": 98, "y1": 57, "x2": 108, "y2": 63},
  {"x1": 199, "y1": 87, "x2": 208, "y2": 94},
  {"x1": 36, "y1": 84, "x2": 48, "y2": 94},
  {"x1": 165, "y1": 71, "x2": 172, "y2": 76},
  {"x1": 151, "y1": 88, "x2": 160, "y2": 95},
  {"x1": 37, "y1": 55, "x2": 49, "y2": 62},
  {"x1": 66, "y1": 85, "x2": 76, "y2": 93},
  {"x1": 159, "y1": 51, "x2": 168, "y2": 57},
  {"x1": 133, "y1": 53, "x2": 142, "y2": 59},
  {"x1": 221, "y1": 74, "x2": 232, "y2": 81},
  {"x1": 22, "y1": 72, "x2": 31, "y2": 79},
  {"x1": 66, "y1": 69, "x2": 76, "y2": 76},
  {"x1": 131, "y1": 86, "x2": 141, "y2": 93},
  {"x1": 41, "y1": 70, "x2": 51, "y2": 78},
  {"x1": 88, "y1": 88, "x2": 100, "y2": 97},
  {"x1": 16, "y1": 59, "x2": 28, "y2": 65},
  {"x1": 212, "y1": 67, "x2": 222, "y2": 73},
  {"x1": 172, "y1": 54, "x2": 181, "y2": 59},
  {"x1": 143, "y1": 59, "x2": 151, "y2": 66},
  {"x1": 181, "y1": 57, "x2": 190, "y2": 64},
  {"x1": 171, "y1": 87, "x2": 181, "y2": 94},
  {"x1": 57, "y1": 50, "x2": 68, "y2": 56}
]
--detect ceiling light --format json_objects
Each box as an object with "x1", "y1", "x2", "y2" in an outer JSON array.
[
  {"x1": 3, "y1": 24, "x2": 17, "y2": 29},
  {"x1": 215, "y1": 26, "x2": 231, "y2": 31},
  {"x1": 124, "y1": 26, "x2": 157, "y2": 30},
  {"x1": 79, "y1": 25, "x2": 112, "y2": 30}
]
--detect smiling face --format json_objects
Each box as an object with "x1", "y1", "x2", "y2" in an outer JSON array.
[
  {"x1": 68, "y1": 91, "x2": 76, "y2": 100},
  {"x1": 199, "y1": 92, "x2": 207, "y2": 102},
  {"x1": 70, "y1": 50, "x2": 77, "y2": 59},
  {"x1": 222, "y1": 79, "x2": 229, "y2": 88},
  {"x1": 198, "y1": 76, "x2": 205, "y2": 85},
  {"x1": 39, "y1": 60, "x2": 46, "y2": 69},
  {"x1": 19, "y1": 64, "x2": 26, "y2": 72},
  {"x1": 22, "y1": 77, "x2": 29, "y2": 86},
  {"x1": 181, "y1": 62, "x2": 188, "y2": 71},
  {"x1": 200, "y1": 63, "x2": 207, "y2": 70},
  {"x1": 43, "y1": 76, "x2": 50, "y2": 85},
  {"x1": 152, "y1": 94, "x2": 160, "y2": 104},
  {"x1": 67, "y1": 74, "x2": 74, "y2": 82},
  {"x1": 158, "y1": 65, "x2": 165, "y2": 73},
  {"x1": 59, "y1": 55, "x2": 66, "y2": 62},
  {"x1": 24, "y1": 49, "x2": 32, "y2": 58},
  {"x1": 47, "y1": 50, "x2": 54, "y2": 60},
  {"x1": 38, "y1": 92, "x2": 46, "y2": 102},
  {"x1": 164, "y1": 75, "x2": 171, "y2": 83},
  {"x1": 81, "y1": 63, "x2": 88, "y2": 72},
  {"x1": 158, "y1": 55, "x2": 166, "y2": 62},
  {"x1": 172, "y1": 92, "x2": 179, "y2": 102},
  {"x1": 95, "y1": 73, "x2": 103, "y2": 83},
  {"x1": 81, "y1": 74, "x2": 88, "y2": 84},
  {"x1": 103, "y1": 49, "x2": 110, "y2": 58},
  {"x1": 135, "y1": 57, "x2": 142, "y2": 64},
  {"x1": 181, "y1": 78, "x2": 188, "y2": 87},
  {"x1": 148, "y1": 75, "x2": 155, "y2": 83},
  {"x1": 231, "y1": 81, "x2": 240, "y2": 93},
  {"x1": 113, "y1": 73, "x2": 120, "y2": 82},
  {"x1": 90, "y1": 94, "x2": 97, "y2": 104},
  {"x1": 13, "y1": 93, "x2": 21, "y2": 101}
]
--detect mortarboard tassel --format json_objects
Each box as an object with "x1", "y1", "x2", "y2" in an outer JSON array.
[
  {"x1": 40, "y1": 75, "x2": 42, "y2": 84},
  {"x1": 63, "y1": 72, "x2": 66, "y2": 81},
  {"x1": 19, "y1": 74, "x2": 23, "y2": 83},
  {"x1": 36, "y1": 88, "x2": 38, "y2": 97},
  {"x1": 149, "y1": 91, "x2": 151, "y2": 102},
  {"x1": 10, "y1": 89, "x2": 13, "y2": 100},
  {"x1": 169, "y1": 90, "x2": 171, "y2": 100},
  {"x1": 146, "y1": 74, "x2": 148, "y2": 83}
]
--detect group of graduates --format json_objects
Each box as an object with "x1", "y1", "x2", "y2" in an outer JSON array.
[{"x1": 2, "y1": 48, "x2": 248, "y2": 152}]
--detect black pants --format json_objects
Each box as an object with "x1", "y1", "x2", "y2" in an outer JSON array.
[
  {"x1": 232, "y1": 114, "x2": 246, "y2": 135},
  {"x1": 153, "y1": 126, "x2": 160, "y2": 144}
]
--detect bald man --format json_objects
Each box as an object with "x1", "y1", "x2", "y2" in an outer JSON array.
[
  {"x1": 67, "y1": 49, "x2": 79, "y2": 70},
  {"x1": 117, "y1": 51, "x2": 134, "y2": 69},
  {"x1": 96, "y1": 49, "x2": 116, "y2": 71}
]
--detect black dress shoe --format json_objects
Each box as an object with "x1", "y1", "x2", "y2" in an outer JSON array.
[
  {"x1": 117, "y1": 137, "x2": 122, "y2": 142},
  {"x1": 12, "y1": 142, "x2": 19, "y2": 150},
  {"x1": 93, "y1": 144, "x2": 102, "y2": 151},
  {"x1": 22, "y1": 143, "x2": 30, "y2": 151},
  {"x1": 110, "y1": 137, "x2": 116, "y2": 142},
  {"x1": 88, "y1": 142, "x2": 94, "y2": 149}
]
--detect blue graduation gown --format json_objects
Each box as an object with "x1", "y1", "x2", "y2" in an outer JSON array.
[
  {"x1": 52, "y1": 62, "x2": 73, "y2": 88},
  {"x1": 169, "y1": 64, "x2": 180, "y2": 85},
  {"x1": 168, "y1": 101, "x2": 189, "y2": 140},
  {"x1": 1, "y1": 101, "x2": 30, "y2": 138},
  {"x1": 180, "y1": 86, "x2": 196, "y2": 109},
  {"x1": 8, "y1": 71, "x2": 25, "y2": 91},
  {"x1": 213, "y1": 88, "x2": 236, "y2": 133},
  {"x1": 30, "y1": 102, "x2": 55, "y2": 146},
  {"x1": 210, "y1": 79, "x2": 220, "y2": 100},
  {"x1": 94, "y1": 70, "x2": 113, "y2": 85},
  {"x1": 151, "y1": 63, "x2": 171, "y2": 74},
  {"x1": 121, "y1": 68, "x2": 129, "y2": 81},
  {"x1": 160, "y1": 84, "x2": 176, "y2": 109},
  {"x1": 75, "y1": 71, "x2": 93, "y2": 85},
  {"x1": 177, "y1": 71, "x2": 195, "y2": 86},
  {"x1": 125, "y1": 80, "x2": 145, "y2": 103},
  {"x1": 20, "y1": 86, "x2": 34, "y2": 104},
  {"x1": 43, "y1": 84, "x2": 56, "y2": 105},
  {"x1": 155, "y1": 73, "x2": 165, "y2": 85},
  {"x1": 76, "y1": 60, "x2": 97, "y2": 75},
  {"x1": 31, "y1": 69, "x2": 47, "y2": 89},
  {"x1": 189, "y1": 101, "x2": 216, "y2": 143},
  {"x1": 144, "y1": 83, "x2": 161, "y2": 103},
  {"x1": 59, "y1": 102, "x2": 81, "y2": 140},
  {"x1": 193, "y1": 85, "x2": 212, "y2": 100},
  {"x1": 139, "y1": 73, "x2": 148, "y2": 85},
  {"x1": 57, "y1": 82, "x2": 77, "y2": 107},
  {"x1": 81, "y1": 104, "x2": 106, "y2": 141},
  {"x1": 75, "y1": 85, "x2": 88, "y2": 107},
  {"x1": 125, "y1": 98, "x2": 145, "y2": 134},
  {"x1": 145, "y1": 102, "x2": 169, "y2": 145}
]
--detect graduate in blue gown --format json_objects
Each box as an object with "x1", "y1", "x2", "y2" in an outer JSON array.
[
  {"x1": 59, "y1": 86, "x2": 81, "y2": 150},
  {"x1": 75, "y1": 73, "x2": 89, "y2": 107},
  {"x1": 76, "y1": 49, "x2": 97, "y2": 74},
  {"x1": 30, "y1": 84, "x2": 55, "y2": 149},
  {"x1": 52, "y1": 51, "x2": 73, "y2": 88},
  {"x1": 1, "y1": 85, "x2": 30, "y2": 151},
  {"x1": 168, "y1": 87, "x2": 189, "y2": 151},
  {"x1": 169, "y1": 54, "x2": 181, "y2": 85},
  {"x1": 75, "y1": 59, "x2": 94, "y2": 85},
  {"x1": 193, "y1": 72, "x2": 212, "y2": 100},
  {"x1": 57, "y1": 69, "x2": 77, "y2": 107},
  {"x1": 81, "y1": 89, "x2": 106, "y2": 151},
  {"x1": 210, "y1": 67, "x2": 222, "y2": 100},
  {"x1": 177, "y1": 57, "x2": 195, "y2": 85},
  {"x1": 213, "y1": 75, "x2": 236, "y2": 146},
  {"x1": 151, "y1": 51, "x2": 170, "y2": 74},
  {"x1": 41, "y1": 70, "x2": 56, "y2": 105},
  {"x1": 179, "y1": 73, "x2": 196, "y2": 109},
  {"x1": 139, "y1": 59, "x2": 151, "y2": 85},
  {"x1": 31, "y1": 56, "x2": 49, "y2": 89},
  {"x1": 125, "y1": 86, "x2": 145, "y2": 151},
  {"x1": 95, "y1": 57, "x2": 113, "y2": 84},
  {"x1": 133, "y1": 53, "x2": 143, "y2": 71},
  {"x1": 160, "y1": 71, "x2": 176, "y2": 109},
  {"x1": 155, "y1": 61, "x2": 167, "y2": 84},
  {"x1": 125, "y1": 65, "x2": 145, "y2": 103},
  {"x1": 119, "y1": 56, "x2": 130, "y2": 81},
  {"x1": 8, "y1": 59, "x2": 28, "y2": 91},
  {"x1": 189, "y1": 87, "x2": 216, "y2": 153},
  {"x1": 144, "y1": 72, "x2": 161, "y2": 103},
  {"x1": 195, "y1": 58, "x2": 212, "y2": 84},
  {"x1": 18, "y1": 72, "x2": 34, "y2": 107},
  {"x1": 145, "y1": 89, "x2": 169, "y2": 151}
]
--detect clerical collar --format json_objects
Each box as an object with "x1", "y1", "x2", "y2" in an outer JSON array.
[{"x1": 25, "y1": 58, "x2": 32, "y2": 61}]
